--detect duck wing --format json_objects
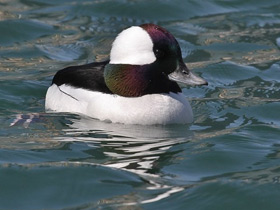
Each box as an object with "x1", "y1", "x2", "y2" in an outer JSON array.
[{"x1": 52, "y1": 60, "x2": 112, "y2": 94}]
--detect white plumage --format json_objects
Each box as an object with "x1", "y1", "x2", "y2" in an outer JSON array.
[
  {"x1": 109, "y1": 26, "x2": 156, "y2": 65},
  {"x1": 45, "y1": 84, "x2": 193, "y2": 125}
]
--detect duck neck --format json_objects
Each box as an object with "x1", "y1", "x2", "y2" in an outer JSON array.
[{"x1": 104, "y1": 63, "x2": 181, "y2": 97}]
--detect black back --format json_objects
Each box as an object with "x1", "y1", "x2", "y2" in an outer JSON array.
[
  {"x1": 52, "y1": 60, "x2": 182, "y2": 96},
  {"x1": 52, "y1": 60, "x2": 112, "y2": 94}
]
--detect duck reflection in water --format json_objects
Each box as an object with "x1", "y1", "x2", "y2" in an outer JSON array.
[{"x1": 59, "y1": 116, "x2": 194, "y2": 176}]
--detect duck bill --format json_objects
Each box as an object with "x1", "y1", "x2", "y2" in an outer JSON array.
[{"x1": 168, "y1": 61, "x2": 208, "y2": 86}]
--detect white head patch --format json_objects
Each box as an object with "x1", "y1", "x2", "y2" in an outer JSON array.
[{"x1": 109, "y1": 26, "x2": 156, "y2": 65}]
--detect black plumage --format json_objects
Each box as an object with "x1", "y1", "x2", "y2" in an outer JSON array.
[
  {"x1": 52, "y1": 60, "x2": 112, "y2": 94},
  {"x1": 51, "y1": 60, "x2": 182, "y2": 96}
]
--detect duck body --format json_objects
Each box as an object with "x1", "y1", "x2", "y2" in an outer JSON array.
[
  {"x1": 46, "y1": 84, "x2": 193, "y2": 125},
  {"x1": 45, "y1": 24, "x2": 207, "y2": 125}
]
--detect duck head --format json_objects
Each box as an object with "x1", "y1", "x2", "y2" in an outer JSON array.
[{"x1": 104, "y1": 23, "x2": 207, "y2": 97}]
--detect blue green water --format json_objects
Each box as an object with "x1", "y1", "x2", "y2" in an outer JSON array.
[{"x1": 1, "y1": 0, "x2": 280, "y2": 209}]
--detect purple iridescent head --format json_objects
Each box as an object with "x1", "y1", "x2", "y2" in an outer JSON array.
[{"x1": 104, "y1": 24, "x2": 207, "y2": 97}]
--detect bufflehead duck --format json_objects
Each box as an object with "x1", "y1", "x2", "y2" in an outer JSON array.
[{"x1": 45, "y1": 24, "x2": 207, "y2": 125}]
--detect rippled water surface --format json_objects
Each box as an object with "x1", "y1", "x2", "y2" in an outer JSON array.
[{"x1": 1, "y1": 0, "x2": 280, "y2": 209}]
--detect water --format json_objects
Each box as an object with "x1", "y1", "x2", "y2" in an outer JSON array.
[{"x1": 0, "y1": 0, "x2": 280, "y2": 209}]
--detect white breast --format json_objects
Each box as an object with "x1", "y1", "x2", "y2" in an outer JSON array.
[{"x1": 45, "y1": 84, "x2": 193, "y2": 125}]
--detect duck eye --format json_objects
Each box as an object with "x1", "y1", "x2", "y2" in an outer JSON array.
[
  {"x1": 182, "y1": 70, "x2": 189, "y2": 76},
  {"x1": 154, "y1": 48, "x2": 165, "y2": 58}
]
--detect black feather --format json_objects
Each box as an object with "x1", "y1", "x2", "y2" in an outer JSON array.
[
  {"x1": 52, "y1": 60, "x2": 112, "y2": 94},
  {"x1": 52, "y1": 60, "x2": 182, "y2": 96}
]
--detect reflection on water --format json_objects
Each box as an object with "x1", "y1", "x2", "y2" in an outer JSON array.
[
  {"x1": 56, "y1": 117, "x2": 194, "y2": 204},
  {"x1": 63, "y1": 117, "x2": 192, "y2": 174}
]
